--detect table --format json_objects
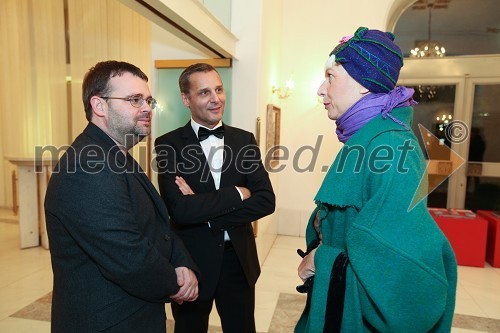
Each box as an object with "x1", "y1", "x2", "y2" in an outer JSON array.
[
  {"x1": 476, "y1": 210, "x2": 500, "y2": 267},
  {"x1": 429, "y1": 208, "x2": 488, "y2": 267},
  {"x1": 7, "y1": 157, "x2": 57, "y2": 249}
]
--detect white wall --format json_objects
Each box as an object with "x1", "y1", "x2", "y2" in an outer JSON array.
[
  {"x1": 230, "y1": 0, "x2": 281, "y2": 260},
  {"x1": 202, "y1": 0, "x2": 232, "y2": 29},
  {"x1": 274, "y1": 0, "x2": 395, "y2": 236}
]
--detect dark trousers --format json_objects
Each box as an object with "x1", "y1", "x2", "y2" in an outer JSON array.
[{"x1": 171, "y1": 244, "x2": 256, "y2": 333}]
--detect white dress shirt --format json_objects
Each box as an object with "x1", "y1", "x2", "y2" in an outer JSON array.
[{"x1": 191, "y1": 119, "x2": 242, "y2": 241}]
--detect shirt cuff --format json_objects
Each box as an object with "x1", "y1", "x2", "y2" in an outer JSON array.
[{"x1": 235, "y1": 186, "x2": 244, "y2": 201}]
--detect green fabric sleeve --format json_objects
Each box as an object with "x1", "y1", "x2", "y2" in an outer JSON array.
[
  {"x1": 340, "y1": 132, "x2": 455, "y2": 332},
  {"x1": 296, "y1": 244, "x2": 342, "y2": 333}
]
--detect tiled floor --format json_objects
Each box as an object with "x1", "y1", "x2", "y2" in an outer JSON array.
[{"x1": 1, "y1": 216, "x2": 500, "y2": 332}]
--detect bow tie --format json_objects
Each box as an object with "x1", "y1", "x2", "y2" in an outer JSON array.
[{"x1": 198, "y1": 126, "x2": 224, "y2": 141}]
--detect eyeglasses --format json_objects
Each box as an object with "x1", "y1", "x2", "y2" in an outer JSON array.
[{"x1": 100, "y1": 96, "x2": 157, "y2": 109}]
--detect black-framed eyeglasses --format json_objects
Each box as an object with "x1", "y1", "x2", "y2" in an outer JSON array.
[{"x1": 100, "y1": 96, "x2": 157, "y2": 109}]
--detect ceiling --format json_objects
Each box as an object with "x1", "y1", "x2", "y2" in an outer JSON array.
[{"x1": 393, "y1": 0, "x2": 500, "y2": 57}]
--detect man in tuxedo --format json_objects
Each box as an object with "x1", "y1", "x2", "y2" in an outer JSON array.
[
  {"x1": 155, "y1": 63, "x2": 275, "y2": 333},
  {"x1": 45, "y1": 60, "x2": 198, "y2": 333}
]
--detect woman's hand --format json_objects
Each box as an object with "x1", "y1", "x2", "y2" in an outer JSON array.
[{"x1": 298, "y1": 247, "x2": 318, "y2": 281}]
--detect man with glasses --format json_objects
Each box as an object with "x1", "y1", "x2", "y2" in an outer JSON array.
[{"x1": 45, "y1": 60, "x2": 199, "y2": 333}]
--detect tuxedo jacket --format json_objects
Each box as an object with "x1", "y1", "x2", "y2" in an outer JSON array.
[
  {"x1": 154, "y1": 122, "x2": 275, "y2": 300},
  {"x1": 45, "y1": 123, "x2": 197, "y2": 333}
]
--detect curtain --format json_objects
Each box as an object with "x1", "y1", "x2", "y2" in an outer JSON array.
[
  {"x1": 0, "y1": 0, "x2": 67, "y2": 208},
  {"x1": 0, "y1": 0, "x2": 151, "y2": 208}
]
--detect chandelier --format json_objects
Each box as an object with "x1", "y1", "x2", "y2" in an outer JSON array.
[
  {"x1": 417, "y1": 84, "x2": 438, "y2": 100},
  {"x1": 410, "y1": 3, "x2": 446, "y2": 58}
]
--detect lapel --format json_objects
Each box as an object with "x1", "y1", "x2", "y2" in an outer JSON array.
[
  {"x1": 83, "y1": 123, "x2": 169, "y2": 222},
  {"x1": 180, "y1": 122, "x2": 217, "y2": 191},
  {"x1": 126, "y1": 154, "x2": 170, "y2": 222},
  {"x1": 220, "y1": 124, "x2": 238, "y2": 188}
]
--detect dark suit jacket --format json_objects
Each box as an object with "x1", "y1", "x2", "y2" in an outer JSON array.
[
  {"x1": 154, "y1": 122, "x2": 275, "y2": 300},
  {"x1": 45, "y1": 123, "x2": 197, "y2": 333}
]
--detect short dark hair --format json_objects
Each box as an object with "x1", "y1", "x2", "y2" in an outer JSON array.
[
  {"x1": 82, "y1": 60, "x2": 148, "y2": 121},
  {"x1": 178, "y1": 63, "x2": 219, "y2": 95}
]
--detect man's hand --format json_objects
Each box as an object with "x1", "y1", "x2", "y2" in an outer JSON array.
[
  {"x1": 170, "y1": 267, "x2": 198, "y2": 304},
  {"x1": 177, "y1": 175, "x2": 251, "y2": 201},
  {"x1": 236, "y1": 186, "x2": 251, "y2": 200},
  {"x1": 297, "y1": 247, "x2": 317, "y2": 282},
  {"x1": 175, "y1": 176, "x2": 194, "y2": 195}
]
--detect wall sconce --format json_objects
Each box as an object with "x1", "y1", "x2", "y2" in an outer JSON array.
[{"x1": 272, "y1": 77, "x2": 295, "y2": 99}]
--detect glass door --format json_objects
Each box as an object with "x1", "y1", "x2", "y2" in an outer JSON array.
[
  {"x1": 407, "y1": 84, "x2": 457, "y2": 208},
  {"x1": 463, "y1": 80, "x2": 500, "y2": 211},
  {"x1": 399, "y1": 56, "x2": 500, "y2": 210},
  {"x1": 399, "y1": 76, "x2": 466, "y2": 209}
]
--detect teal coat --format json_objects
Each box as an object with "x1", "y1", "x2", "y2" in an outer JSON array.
[{"x1": 295, "y1": 107, "x2": 457, "y2": 333}]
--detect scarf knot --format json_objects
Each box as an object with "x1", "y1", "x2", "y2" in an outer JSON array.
[{"x1": 335, "y1": 86, "x2": 416, "y2": 143}]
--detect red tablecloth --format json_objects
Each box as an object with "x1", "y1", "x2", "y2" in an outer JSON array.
[
  {"x1": 476, "y1": 210, "x2": 500, "y2": 268},
  {"x1": 429, "y1": 208, "x2": 488, "y2": 267}
]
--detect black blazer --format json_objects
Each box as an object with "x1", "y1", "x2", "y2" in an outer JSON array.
[
  {"x1": 45, "y1": 123, "x2": 197, "y2": 333},
  {"x1": 155, "y1": 122, "x2": 275, "y2": 300}
]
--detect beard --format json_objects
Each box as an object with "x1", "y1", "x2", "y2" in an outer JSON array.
[
  {"x1": 108, "y1": 107, "x2": 151, "y2": 149},
  {"x1": 134, "y1": 123, "x2": 150, "y2": 140}
]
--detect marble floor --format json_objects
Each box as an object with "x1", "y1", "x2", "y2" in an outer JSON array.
[{"x1": 1, "y1": 217, "x2": 500, "y2": 332}]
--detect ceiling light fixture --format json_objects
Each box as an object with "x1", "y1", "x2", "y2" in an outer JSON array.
[{"x1": 410, "y1": 2, "x2": 446, "y2": 58}]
